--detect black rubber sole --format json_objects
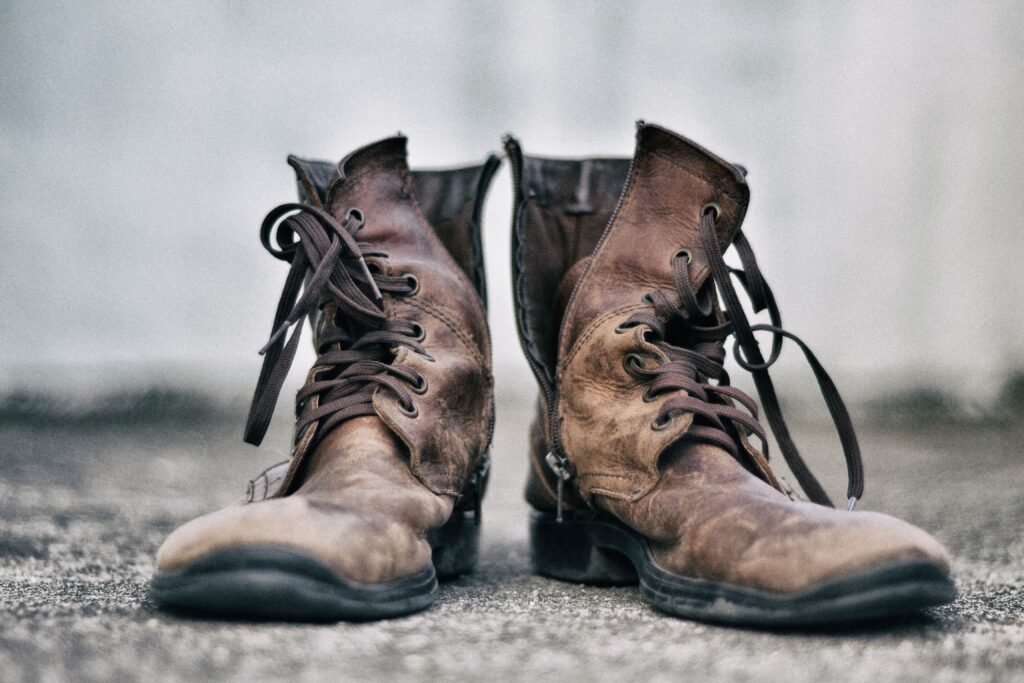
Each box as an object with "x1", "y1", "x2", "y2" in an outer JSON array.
[
  {"x1": 151, "y1": 509, "x2": 480, "y2": 622},
  {"x1": 530, "y1": 511, "x2": 957, "y2": 627}
]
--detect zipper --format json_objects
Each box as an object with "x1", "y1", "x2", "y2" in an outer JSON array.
[{"x1": 503, "y1": 135, "x2": 574, "y2": 520}]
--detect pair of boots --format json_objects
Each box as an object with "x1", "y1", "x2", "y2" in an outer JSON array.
[{"x1": 151, "y1": 122, "x2": 954, "y2": 626}]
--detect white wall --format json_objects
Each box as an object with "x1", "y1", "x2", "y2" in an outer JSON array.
[{"x1": 2, "y1": 1, "x2": 1022, "y2": 402}]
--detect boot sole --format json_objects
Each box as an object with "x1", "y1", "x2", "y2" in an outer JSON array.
[
  {"x1": 150, "y1": 508, "x2": 479, "y2": 621},
  {"x1": 530, "y1": 511, "x2": 956, "y2": 627}
]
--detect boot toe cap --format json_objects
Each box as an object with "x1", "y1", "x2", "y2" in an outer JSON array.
[
  {"x1": 155, "y1": 497, "x2": 431, "y2": 585},
  {"x1": 738, "y1": 508, "x2": 952, "y2": 594}
]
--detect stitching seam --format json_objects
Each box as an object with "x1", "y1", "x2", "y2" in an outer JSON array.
[{"x1": 406, "y1": 296, "x2": 488, "y2": 370}]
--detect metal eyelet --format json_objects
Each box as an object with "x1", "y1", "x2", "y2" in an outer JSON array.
[
  {"x1": 622, "y1": 353, "x2": 643, "y2": 375},
  {"x1": 651, "y1": 413, "x2": 673, "y2": 431},
  {"x1": 344, "y1": 207, "x2": 365, "y2": 226},
  {"x1": 410, "y1": 322, "x2": 426, "y2": 342},
  {"x1": 672, "y1": 249, "x2": 692, "y2": 265},
  {"x1": 703, "y1": 203, "x2": 722, "y2": 220},
  {"x1": 403, "y1": 273, "x2": 420, "y2": 296},
  {"x1": 399, "y1": 402, "x2": 419, "y2": 418},
  {"x1": 642, "y1": 388, "x2": 657, "y2": 403},
  {"x1": 411, "y1": 374, "x2": 428, "y2": 395}
]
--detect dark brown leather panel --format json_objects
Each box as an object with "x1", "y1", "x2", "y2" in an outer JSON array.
[
  {"x1": 411, "y1": 158, "x2": 500, "y2": 306},
  {"x1": 506, "y1": 139, "x2": 631, "y2": 387}
]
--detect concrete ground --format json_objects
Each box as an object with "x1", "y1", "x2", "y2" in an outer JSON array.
[{"x1": 1, "y1": 392, "x2": 1022, "y2": 682}]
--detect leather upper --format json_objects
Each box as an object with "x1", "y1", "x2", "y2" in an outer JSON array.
[
  {"x1": 507, "y1": 122, "x2": 953, "y2": 594},
  {"x1": 280, "y1": 137, "x2": 496, "y2": 498}
]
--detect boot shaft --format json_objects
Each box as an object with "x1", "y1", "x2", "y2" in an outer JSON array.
[
  {"x1": 254, "y1": 137, "x2": 499, "y2": 500},
  {"x1": 506, "y1": 122, "x2": 746, "y2": 396},
  {"x1": 507, "y1": 122, "x2": 860, "y2": 509},
  {"x1": 507, "y1": 124, "x2": 751, "y2": 500},
  {"x1": 505, "y1": 140, "x2": 631, "y2": 394}
]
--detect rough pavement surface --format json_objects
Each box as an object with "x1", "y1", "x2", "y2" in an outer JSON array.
[{"x1": 1, "y1": 393, "x2": 1022, "y2": 682}]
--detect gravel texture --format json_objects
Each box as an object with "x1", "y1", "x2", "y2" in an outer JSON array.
[{"x1": 1, "y1": 394, "x2": 1022, "y2": 682}]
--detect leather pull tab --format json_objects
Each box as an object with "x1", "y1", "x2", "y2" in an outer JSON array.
[{"x1": 566, "y1": 159, "x2": 594, "y2": 215}]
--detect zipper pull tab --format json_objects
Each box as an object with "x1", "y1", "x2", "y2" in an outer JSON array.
[{"x1": 545, "y1": 451, "x2": 573, "y2": 523}]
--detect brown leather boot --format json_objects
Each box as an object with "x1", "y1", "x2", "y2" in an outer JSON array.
[
  {"x1": 505, "y1": 122, "x2": 955, "y2": 626},
  {"x1": 151, "y1": 137, "x2": 499, "y2": 620}
]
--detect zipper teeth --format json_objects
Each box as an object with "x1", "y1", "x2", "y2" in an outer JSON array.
[
  {"x1": 504, "y1": 137, "x2": 562, "y2": 459},
  {"x1": 474, "y1": 155, "x2": 502, "y2": 461},
  {"x1": 545, "y1": 125, "x2": 644, "y2": 461}
]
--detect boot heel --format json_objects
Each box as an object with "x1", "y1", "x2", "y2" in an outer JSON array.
[
  {"x1": 530, "y1": 511, "x2": 638, "y2": 586},
  {"x1": 428, "y1": 509, "x2": 480, "y2": 580}
]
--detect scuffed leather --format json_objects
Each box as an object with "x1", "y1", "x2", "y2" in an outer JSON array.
[
  {"x1": 157, "y1": 418, "x2": 450, "y2": 584},
  {"x1": 556, "y1": 125, "x2": 748, "y2": 501},
  {"x1": 312, "y1": 137, "x2": 493, "y2": 497},
  {"x1": 158, "y1": 138, "x2": 497, "y2": 585},
  {"x1": 561, "y1": 313, "x2": 695, "y2": 501},
  {"x1": 509, "y1": 122, "x2": 953, "y2": 595},
  {"x1": 603, "y1": 443, "x2": 951, "y2": 593}
]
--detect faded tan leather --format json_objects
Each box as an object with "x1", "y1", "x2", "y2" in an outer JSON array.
[
  {"x1": 157, "y1": 138, "x2": 496, "y2": 585},
  {"x1": 507, "y1": 123, "x2": 952, "y2": 594},
  {"x1": 157, "y1": 418, "x2": 450, "y2": 583},
  {"x1": 556, "y1": 127, "x2": 746, "y2": 502},
  {"x1": 606, "y1": 443, "x2": 949, "y2": 593}
]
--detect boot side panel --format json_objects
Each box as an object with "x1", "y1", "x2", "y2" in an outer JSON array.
[{"x1": 554, "y1": 124, "x2": 750, "y2": 501}]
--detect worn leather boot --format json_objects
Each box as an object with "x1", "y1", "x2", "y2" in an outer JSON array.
[
  {"x1": 505, "y1": 122, "x2": 955, "y2": 626},
  {"x1": 152, "y1": 137, "x2": 499, "y2": 620}
]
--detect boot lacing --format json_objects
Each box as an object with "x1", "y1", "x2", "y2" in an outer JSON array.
[
  {"x1": 244, "y1": 203, "x2": 426, "y2": 449},
  {"x1": 618, "y1": 205, "x2": 864, "y2": 509}
]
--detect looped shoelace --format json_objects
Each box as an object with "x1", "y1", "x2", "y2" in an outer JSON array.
[
  {"x1": 620, "y1": 207, "x2": 865, "y2": 509},
  {"x1": 244, "y1": 203, "x2": 425, "y2": 448}
]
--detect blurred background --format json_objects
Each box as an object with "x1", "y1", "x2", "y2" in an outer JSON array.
[{"x1": 2, "y1": 0, "x2": 1023, "y2": 423}]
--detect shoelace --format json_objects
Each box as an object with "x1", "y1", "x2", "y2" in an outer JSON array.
[
  {"x1": 620, "y1": 206, "x2": 864, "y2": 509},
  {"x1": 244, "y1": 203, "x2": 425, "y2": 448}
]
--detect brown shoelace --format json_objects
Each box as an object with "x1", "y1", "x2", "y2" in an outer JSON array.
[
  {"x1": 620, "y1": 206, "x2": 864, "y2": 508},
  {"x1": 244, "y1": 203, "x2": 425, "y2": 449}
]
